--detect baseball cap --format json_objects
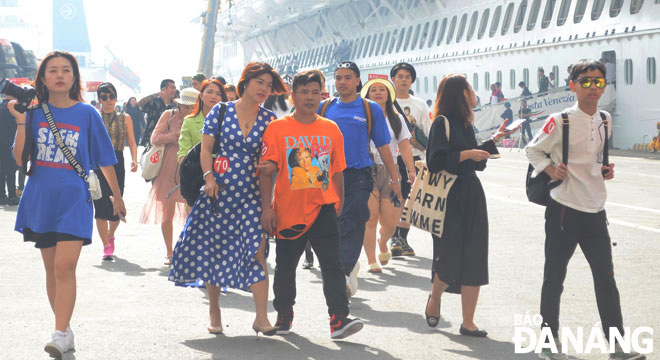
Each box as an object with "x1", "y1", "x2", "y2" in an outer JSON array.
[{"x1": 390, "y1": 62, "x2": 417, "y2": 83}]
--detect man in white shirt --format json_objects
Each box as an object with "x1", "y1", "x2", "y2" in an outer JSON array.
[
  {"x1": 389, "y1": 62, "x2": 431, "y2": 257},
  {"x1": 526, "y1": 59, "x2": 644, "y2": 360}
]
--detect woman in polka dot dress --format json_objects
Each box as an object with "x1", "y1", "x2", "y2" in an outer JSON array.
[{"x1": 169, "y1": 62, "x2": 286, "y2": 337}]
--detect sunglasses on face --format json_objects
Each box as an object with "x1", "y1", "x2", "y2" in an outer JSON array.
[
  {"x1": 576, "y1": 77, "x2": 606, "y2": 89},
  {"x1": 100, "y1": 94, "x2": 117, "y2": 101}
]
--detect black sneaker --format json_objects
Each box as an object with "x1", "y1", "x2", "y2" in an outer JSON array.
[
  {"x1": 302, "y1": 250, "x2": 314, "y2": 269},
  {"x1": 390, "y1": 236, "x2": 403, "y2": 257},
  {"x1": 275, "y1": 310, "x2": 293, "y2": 335},
  {"x1": 400, "y1": 238, "x2": 416, "y2": 256},
  {"x1": 0, "y1": 196, "x2": 7, "y2": 205},
  {"x1": 7, "y1": 197, "x2": 20, "y2": 206},
  {"x1": 330, "y1": 315, "x2": 364, "y2": 340}
]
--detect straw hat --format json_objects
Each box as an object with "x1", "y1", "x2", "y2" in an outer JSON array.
[
  {"x1": 360, "y1": 78, "x2": 396, "y2": 102},
  {"x1": 175, "y1": 87, "x2": 200, "y2": 105}
]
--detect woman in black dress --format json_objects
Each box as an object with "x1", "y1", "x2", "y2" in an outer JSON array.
[{"x1": 423, "y1": 74, "x2": 513, "y2": 337}]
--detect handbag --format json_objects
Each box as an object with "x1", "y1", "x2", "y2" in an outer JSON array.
[
  {"x1": 180, "y1": 103, "x2": 226, "y2": 207},
  {"x1": 400, "y1": 115, "x2": 456, "y2": 237},
  {"x1": 525, "y1": 113, "x2": 569, "y2": 206},
  {"x1": 41, "y1": 103, "x2": 102, "y2": 200},
  {"x1": 140, "y1": 109, "x2": 172, "y2": 181}
]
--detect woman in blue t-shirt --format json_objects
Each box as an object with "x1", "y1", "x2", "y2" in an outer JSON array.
[{"x1": 8, "y1": 51, "x2": 126, "y2": 358}]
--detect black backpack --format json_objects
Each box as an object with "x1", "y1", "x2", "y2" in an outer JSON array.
[{"x1": 179, "y1": 103, "x2": 226, "y2": 207}]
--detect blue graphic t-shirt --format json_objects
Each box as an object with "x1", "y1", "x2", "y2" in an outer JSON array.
[
  {"x1": 14, "y1": 103, "x2": 117, "y2": 239},
  {"x1": 318, "y1": 97, "x2": 391, "y2": 170}
]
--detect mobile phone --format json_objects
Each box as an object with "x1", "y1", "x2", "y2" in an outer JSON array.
[{"x1": 390, "y1": 192, "x2": 401, "y2": 208}]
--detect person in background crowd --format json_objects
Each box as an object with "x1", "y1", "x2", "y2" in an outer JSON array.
[
  {"x1": 178, "y1": 79, "x2": 227, "y2": 163},
  {"x1": 138, "y1": 79, "x2": 177, "y2": 146},
  {"x1": 538, "y1": 68, "x2": 550, "y2": 93},
  {"x1": 90, "y1": 99, "x2": 99, "y2": 111},
  {"x1": 139, "y1": 88, "x2": 197, "y2": 265},
  {"x1": 169, "y1": 62, "x2": 285, "y2": 337},
  {"x1": 264, "y1": 77, "x2": 292, "y2": 119},
  {"x1": 0, "y1": 94, "x2": 20, "y2": 206},
  {"x1": 124, "y1": 97, "x2": 145, "y2": 144},
  {"x1": 501, "y1": 102, "x2": 513, "y2": 129},
  {"x1": 495, "y1": 82, "x2": 505, "y2": 100},
  {"x1": 360, "y1": 78, "x2": 415, "y2": 274},
  {"x1": 489, "y1": 84, "x2": 503, "y2": 104},
  {"x1": 389, "y1": 62, "x2": 431, "y2": 258},
  {"x1": 213, "y1": 76, "x2": 227, "y2": 86},
  {"x1": 549, "y1": 72, "x2": 556, "y2": 89},
  {"x1": 650, "y1": 121, "x2": 660, "y2": 153},
  {"x1": 526, "y1": 59, "x2": 644, "y2": 360},
  {"x1": 426, "y1": 99, "x2": 432, "y2": 107},
  {"x1": 424, "y1": 73, "x2": 514, "y2": 338},
  {"x1": 225, "y1": 84, "x2": 238, "y2": 101},
  {"x1": 9, "y1": 50, "x2": 126, "y2": 358},
  {"x1": 518, "y1": 99, "x2": 533, "y2": 145},
  {"x1": 565, "y1": 64, "x2": 573, "y2": 86},
  {"x1": 191, "y1": 73, "x2": 207, "y2": 91},
  {"x1": 93, "y1": 82, "x2": 138, "y2": 261},
  {"x1": 519, "y1": 81, "x2": 532, "y2": 97},
  {"x1": 319, "y1": 61, "x2": 400, "y2": 298}
]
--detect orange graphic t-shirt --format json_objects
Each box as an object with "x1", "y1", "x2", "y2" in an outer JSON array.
[{"x1": 261, "y1": 115, "x2": 346, "y2": 239}]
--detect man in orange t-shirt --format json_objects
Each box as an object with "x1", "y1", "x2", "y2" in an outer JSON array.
[{"x1": 258, "y1": 70, "x2": 364, "y2": 340}]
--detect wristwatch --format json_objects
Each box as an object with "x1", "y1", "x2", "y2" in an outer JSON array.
[{"x1": 390, "y1": 177, "x2": 402, "y2": 185}]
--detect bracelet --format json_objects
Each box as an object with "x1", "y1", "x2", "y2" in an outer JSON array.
[
  {"x1": 203, "y1": 170, "x2": 213, "y2": 179},
  {"x1": 390, "y1": 177, "x2": 401, "y2": 184}
]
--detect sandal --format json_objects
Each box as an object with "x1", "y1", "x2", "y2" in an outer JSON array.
[
  {"x1": 378, "y1": 252, "x2": 391, "y2": 266},
  {"x1": 164, "y1": 256, "x2": 172, "y2": 266},
  {"x1": 367, "y1": 263, "x2": 382, "y2": 273}
]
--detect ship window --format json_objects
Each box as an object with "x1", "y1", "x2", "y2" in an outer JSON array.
[
  {"x1": 592, "y1": 0, "x2": 606, "y2": 20},
  {"x1": 356, "y1": 37, "x2": 366, "y2": 59},
  {"x1": 410, "y1": 24, "x2": 422, "y2": 50},
  {"x1": 557, "y1": 0, "x2": 571, "y2": 26},
  {"x1": 372, "y1": 33, "x2": 383, "y2": 56},
  {"x1": 403, "y1": 25, "x2": 414, "y2": 51},
  {"x1": 473, "y1": 73, "x2": 479, "y2": 91},
  {"x1": 542, "y1": 0, "x2": 556, "y2": 28},
  {"x1": 490, "y1": 6, "x2": 502, "y2": 37},
  {"x1": 447, "y1": 16, "x2": 458, "y2": 44},
  {"x1": 528, "y1": 0, "x2": 542, "y2": 30},
  {"x1": 624, "y1": 59, "x2": 633, "y2": 84},
  {"x1": 510, "y1": 70, "x2": 516, "y2": 89},
  {"x1": 419, "y1": 22, "x2": 430, "y2": 49},
  {"x1": 552, "y1": 65, "x2": 560, "y2": 86},
  {"x1": 574, "y1": 0, "x2": 588, "y2": 23},
  {"x1": 497, "y1": 70, "x2": 503, "y2": 84},
  {"x1": 514, "y1": 0, "x2": 528, "y2": 33},
  {"x1": 389, "y1": 29, "x2": 398, "y2": 54},
  {"x1": 610, "y1": 0, "x2": 623, "y2": 17},
  {"x1": 396, "y1": 27, "x2": 406, "y2": 52},
  {"x1": 382, "y1": 31, "x2": 391, "y2": 55},
  {"x1": 478, "y1": 9, "x2": 490, "y2": 39},
  {"x1": 484, "y1": 71, "x2": 491, "y2": 90},
  {"x1": 362, "y1": 36, "x2": 372, "y2": 58},
  {"x1": 502, "y1": 3, "x2": 515, "y2": 36},
  {"x1": 433, "y1": 75, "x2": 438, "y2": 92},
  {"x1": 428, "y1": 20, "x2": 439, "y2": 47},
  {"x1": 467, "y1": 11, "x2": 478, "y2": 41},
  {"x1": 425, "y1": 76, "x2": 429, "y2": 93},
  {"x1": 631, "y1": 0, "x2": 644, "y2": 13},
  {"x1": 523, "y1": 68, "x2": 530, "y2": 86},
  {"x1": 647, "y1": 57, "x2": 656, "y2": 84},
  {"x1": 437, "y1": 18, "x2": 448, "y2": 45},
  {"x1": 457, "y1": 13, "x2": 468, "y2": 42}
]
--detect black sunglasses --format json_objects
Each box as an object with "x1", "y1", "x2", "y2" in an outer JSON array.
[{"x1": 100, "y1": 94, "x2": 117, "y2": 101}]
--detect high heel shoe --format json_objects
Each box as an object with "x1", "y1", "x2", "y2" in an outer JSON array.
[
  {"x1": 425, "y1": 295, "x2": 440, "y2": 328},
  {"x1": 252, "y1": 324, "x2": 278, "y2": 340},
  {"x1": 208, "y1": 325, "x2": 224, "y2": 334}
]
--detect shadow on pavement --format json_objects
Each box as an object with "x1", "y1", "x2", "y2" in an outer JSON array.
[
  {"x1": 93, "y1": 256, "x2": 160, "y2": 276},
  {"x1": 436, "y1": 329, "x2": 540, "y2": 360},
  {"x1": 347, "y1": 297, "x2": 453, "y2": 334}
]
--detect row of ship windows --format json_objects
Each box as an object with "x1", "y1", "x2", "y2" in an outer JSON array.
[
  {"x1": 274, "y1": 0, "x2": 649, "y2": 69},
  {"x1": 390, "y1": 57, "x2": 656, "y2": 96}
]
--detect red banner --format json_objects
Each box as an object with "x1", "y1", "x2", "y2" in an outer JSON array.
[
  {"x1": 86, "y1": 81, "x2": 103, "y2": 92},
  {"x1": 368, "y1": 73, "x2": 388, "y2": 80}
]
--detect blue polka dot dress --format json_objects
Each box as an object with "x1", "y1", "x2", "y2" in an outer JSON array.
[{"x1": 169, "y1": 102, "x2": 276, "y2": 289}]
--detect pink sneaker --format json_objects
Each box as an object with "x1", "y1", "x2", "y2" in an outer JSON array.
[
  {"x1": 108, "y1": 237, "x2": 115, "y2": 255},
  {"x1": 103, "y1": 242, "x2": 113, "y2": 260}
]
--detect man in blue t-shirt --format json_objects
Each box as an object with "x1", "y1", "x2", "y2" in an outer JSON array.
[{"x1": 318, "y1": 61, "x2": 402, "y2": 297}]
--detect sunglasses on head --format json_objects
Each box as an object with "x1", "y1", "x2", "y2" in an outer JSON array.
[
  {"x1": 576, "y1": 77, "x2": 606, "y2": 89},
  {"x1": 100, "y1": 94, "x2": 117, "y2": 101},
  {"x1": 337, "y1": 62, "x2": 354, "y2": 69}
]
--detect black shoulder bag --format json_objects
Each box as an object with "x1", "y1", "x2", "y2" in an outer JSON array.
[
  {"x1": 525, "y1": 112, "x2": 569, "y2": 206},
  {"x1": 180, "y1": 103, "x2": 227, "y2": 207}
]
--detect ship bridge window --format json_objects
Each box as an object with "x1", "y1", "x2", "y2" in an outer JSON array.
[
  {"x1": 419, "y1": 22, "x2": 430, "y2": 49},
  {"x1": 457, "y1": 13, "x2": 468, "y2": 42},
  {"x1": 552, "y1": 65, "x2": 560, "y2": 84},
  {"x1": 647, "y1": 57, "x2": 656, "y2": 84},
  {"x1": 410, "y1": 24, "x2": 422, "y2": 50},
  {"x1": 502, "y1": 3, "x2": 515, "y2": 36},
  {"x1": 574, "y1": 0, "x2": 588, "y2": 23},
  {"x1": 396, "y1": 27, "x2": 406, "y2": 52},
  {"x1": 490, "y1": 6, "x2": 502, "y2": 37},
  {"x1": 362, "y1": 36, "x2": 372, "y2": 58},
  {"x1": 388, "y1": 29, "x2": 398, "y2": 54},
  {"x1": 510, "y1": 69, "x2": 516, "y2": 89},
  {"x1": 624, "y1": 59, "x2": 633, "y2": 84},
  {"x1": 428, "y1": 20, "x2": 439, "y2": 47},
  {"x1": 592, "y1": 0, "x2": 606, "y2": 20},
  {"x1": 527, "y1": 0, "x2": 542, "y2": 30},
  {"x1": 467, "y1": 12, "x2": 478, "y2": 41},
  {"x1": 631, "y1": 0, "x2": 644, "y2": 14},
  {"x1": 350, "y1": 41, "x2": 358, "y2": 59},
  {"x1": 557, "y1": 0, "x2": 571, "y2": 26},
  {"x1": 473, "y1": 73, "x2": 479, "y2": 91},
  {"x1": 610, "y1": 0, "x2": 623, "y2": 17},
  {"x1": 478, "y1": 9, "x2": 490, "y2": 39},
  {"x1": 542, "y1": 0, "x2": 556, "y2": 28},
  {"x1": 514, "y1": 0, "x2": 528, "y2": 33},
  {"x1": 381, "y1": 32, "x2": 391, "y2": 55},
  {"x1": 403, "y1": 25, "x2": 414, "y2": 51},
  {"x1": 447, "y1": 16, "x2": 458, "y2": 44},
  {"x1": 372, "y1": 33, "x2": 383, "y2": 56},
  {"x1": 356, "y1": 38, "x2": 366, "y2": 59},
  {"x1": 437, "y1": 18, "x2": 448, "y2": 45}
]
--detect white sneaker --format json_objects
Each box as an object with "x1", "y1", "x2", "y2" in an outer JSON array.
[
  {"x1": 348, "y1": 261, "x2": 360, "y2": 297},
  {"x1": 65, "y1": 326, "x2": 75, "y2": 351},
  {"x1": 44, "y1": 330, "x2": 70, "y2": 358}
]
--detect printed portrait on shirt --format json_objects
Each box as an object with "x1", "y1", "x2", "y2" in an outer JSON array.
[
  {"x1": 285, "y1": 135, "x2": 332, "y2": 191},
  {"x1": 404, "y1": 106, "x2": 417, "y2": 126}
]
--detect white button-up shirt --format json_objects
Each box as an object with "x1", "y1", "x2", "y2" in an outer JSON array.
[{"x1": 526, "y1": 103, "x2": 612, "y2": 213}]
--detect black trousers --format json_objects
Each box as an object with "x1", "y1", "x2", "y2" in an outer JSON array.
[
  {"x1": 273, "y1": 204, "x2": 349, "y2": 318},
  {"x1": 540, "y1": 199, "x2": 624, "y2": 339},
  {"x1": 397, "y1": 155, "x2": 421, "y2": 200},
  {"x1": 0, "y1": 146, "x2": 17, "y2": 198}
]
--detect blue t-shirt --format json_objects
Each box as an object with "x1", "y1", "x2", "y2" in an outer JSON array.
[
  {"x1": 318, "y1": 97, "x2": 390, "y2": 170},
  {"x1": 501, "y1": 108, "x2": 514, "y2": 125},
  {"x1": 14, "y1": 103, "x2": 117, "y2": 239}
]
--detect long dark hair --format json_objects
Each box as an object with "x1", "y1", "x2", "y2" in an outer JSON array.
[
  {"x1": 263, "y1": 94, "x2": 289, "y2": 112},
  {"x1": 191, "y1": 79, "x2": 227, "y2": 117},
  {"x1": 364, "y1": 84, "x2": 402, "y2": 139},
  {"x1": 433, "y1": 74, "x2": 472, "y2": 124},
  {"x1": 33, "y1": 51, "x2": 83, "y2": 104},
  {"x1": 237, "y1": 61, "x2": 286, "y2": 98}
]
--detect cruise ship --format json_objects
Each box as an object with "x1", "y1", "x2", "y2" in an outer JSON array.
[{"x1": 212, "y1": 0, "x2": 660, "y2": 149}]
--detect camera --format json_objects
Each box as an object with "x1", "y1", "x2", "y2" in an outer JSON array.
[{"x1": 0, "y1": 79, "x2": 36, "y2": 113}]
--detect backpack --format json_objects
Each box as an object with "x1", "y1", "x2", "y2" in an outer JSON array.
[{"x1": 319, "y1": 97, "x2": 373, "y2": 136}]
